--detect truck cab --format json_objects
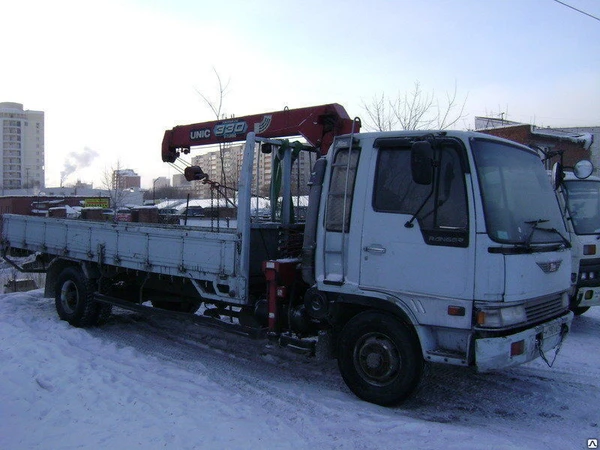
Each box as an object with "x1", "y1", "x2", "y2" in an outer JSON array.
[
  {"x1": 305, "y1": 130, "x2": 572, "y2": 397},
  {"x1": 555, "y1": 162, "x2": 600, "y2": 315}
]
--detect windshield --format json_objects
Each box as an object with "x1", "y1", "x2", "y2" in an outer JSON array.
[
  {"x1": 563, "y1": 180, "x2": 600, "y2": 235},
  {"x1": 471, "y1": 138, "x2": 566, "y2": 245}
]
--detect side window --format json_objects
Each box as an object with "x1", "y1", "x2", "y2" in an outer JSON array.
[
  {"x1": 374, "y1": 150, "x2": 430, "y2": 214},
  {"x1": 326, "y1": 148, "x2": 360, "y2": 232},
  {"x1": 374, "y1": 145, "x2": 468, "y2": 245}
]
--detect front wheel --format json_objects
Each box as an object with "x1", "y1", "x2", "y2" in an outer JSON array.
[
  {"x1": 573, "y1": 306, "x2": 590, "y2": 316},
  {"x1": 569, "y1": 296, "x2": 590, "y2": 316},
  {"x1": 55, "y1": 267, "x2": 105, "y2": 327},
  {"x1": 337, "y1": 311, "x2": 423, "y2": 406}
]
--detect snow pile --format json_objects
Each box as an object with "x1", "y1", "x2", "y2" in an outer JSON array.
[{"x1": 1, "y1": 289, "x2": 599, "y2": 449}]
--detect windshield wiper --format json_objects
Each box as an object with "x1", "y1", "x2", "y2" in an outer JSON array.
[
  {"x1": 524, "y1": 219, "x2": 548, "y2": 247},
  {"x1": 523, "y1": 219, "x2": 571, "y2": 249}
]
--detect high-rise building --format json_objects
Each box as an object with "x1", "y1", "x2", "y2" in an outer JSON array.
[
  {"x1": 0, "y1": 102, "x2": 45, "y2": 190},
  {"x1": 190, "y1": 143, "x2": 316, "y2": 199},
  {"x1": 153, "y1": 176, "x2": 169, "y2": 189},
  {"x1": 172, "y1": 173, "x2": 191, "y2": 188},
  {"x1": 112, "y1": 169, "x2": 141, "y2": 189}
]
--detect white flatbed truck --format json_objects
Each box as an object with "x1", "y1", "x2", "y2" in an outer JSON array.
[{"x1": 1, "y1": 104, "x2": 574, "y2": 405}]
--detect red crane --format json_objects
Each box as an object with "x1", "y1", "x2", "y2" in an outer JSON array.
[{"x1": 162, "y1": 103, "x2": 358, "y2": 163}]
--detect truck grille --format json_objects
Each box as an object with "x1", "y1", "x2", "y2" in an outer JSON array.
[
  {"x1": 578, "y1": 257, "x2": 600, "y2": 288},
  {"x1": 524, "y1": 294, "x2": 565, "y2": 324}
]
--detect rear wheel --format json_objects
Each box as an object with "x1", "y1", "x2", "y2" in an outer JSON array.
[
  {"x1": 337, "y1": 311, "x2": 423, "y2": 406},
  {"x1": 97, "y1": 304, "x2": 113, "y2": 325},
  {"x1": 55, "y1": 267, "x2": 104, "y2": 327}
]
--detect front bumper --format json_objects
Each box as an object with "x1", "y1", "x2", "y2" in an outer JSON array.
[
  {"x1": 574, "y1": 286, "x2": 600, "y2": 307},
  {"x1": 475, "y1": 311, "x2": 574, "y2": 372}
]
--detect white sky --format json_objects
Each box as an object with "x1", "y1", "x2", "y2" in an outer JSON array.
[{"x1": 1, "y1": 0, "x2": 599, "y2": 189}]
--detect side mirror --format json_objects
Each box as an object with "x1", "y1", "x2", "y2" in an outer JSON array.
[
  {"x1": 551, "y1": 162, "x2": 564, "y2": 190},
  {"x1": 574, "y1": 160, "x2": 594, "y2": 179},
  {"x1": 411, "y1": 141, "x2": 434, "y2": 185},
  {"x1": 184, "y1": 166, "x2": 208, "y2": 182}
]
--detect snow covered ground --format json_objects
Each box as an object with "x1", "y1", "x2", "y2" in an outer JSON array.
[{"x1": 1, "y1": 285, "x2": 599, "y2": 450}]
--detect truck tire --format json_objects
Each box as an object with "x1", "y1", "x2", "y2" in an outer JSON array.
[
  {"x1": 337, "y1": 311, "x2": 423, "y2": 406},
  {"x1": 55, "y1": 267, "x2": 103, "y2": 327},
  {"x1": 569, "y1": 296, "x2": 590, "y2": 316},
  {"x1": 573, "y1": 306, "x2": 590, "y2": 316},
  {"x1": 97, "y1": 304, "x2": 113, "y2": 325}
]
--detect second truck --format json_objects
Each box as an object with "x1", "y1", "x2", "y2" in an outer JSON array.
[
  {"x1": 553, "y1": 160, "x2": 600, "y2": 315},
  {"x1": 1, "y1": 103, "x2": 574, "y2": 405}
]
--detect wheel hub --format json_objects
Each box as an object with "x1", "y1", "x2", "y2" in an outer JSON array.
[
  {"x1": 355, "y1": 333, "x2": 401, "y2": 385},
  {"x1": 60, "y1": 280, "x2": 79, "y2": 314}
]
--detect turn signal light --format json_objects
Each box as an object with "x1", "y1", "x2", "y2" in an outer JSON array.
[
  {"x1": 510, "y1": 340, "x2": 525, "y2": 356},
  {"x1": 448, "y1": 306, "x2": 466, "y2": 316},
  {"x1": 477, "y1": 311, "x2": 486, "y2": 325},
  {"x1": 583, "y1": 244, "x2": 596, "y2": 255}
]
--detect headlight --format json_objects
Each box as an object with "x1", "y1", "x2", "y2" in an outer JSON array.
[{"x1": 476, "y1": 305, "x2": 527, "y2": 328}]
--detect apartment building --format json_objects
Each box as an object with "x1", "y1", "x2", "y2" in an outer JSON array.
[
  {"x1": 190, "y1": 143, "x2": 316, "y2": 199},
  {"x1": 112, "y1": 169, "x2": 141, "y2": 189},
  {"x1": 0, "y1": 102, "x2": 45, "y2": 191},
  {"x1": 172, "y1": 173, "x2": 191, "y2": 188}
]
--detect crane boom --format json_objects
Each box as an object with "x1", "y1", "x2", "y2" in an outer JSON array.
[{"x1": 162, "y1": 103, "x2": 358, "y2": 163}]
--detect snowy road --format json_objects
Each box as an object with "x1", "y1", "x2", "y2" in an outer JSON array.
[{"x1": 1, "y1": 290, "x2": 599, "y2": 450}]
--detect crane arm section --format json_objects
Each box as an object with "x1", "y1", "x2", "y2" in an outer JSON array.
[{"x1": 162, "y1": 103, "x2": 357, "y2": 163}]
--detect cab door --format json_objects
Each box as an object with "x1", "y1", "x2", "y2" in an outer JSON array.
[{"x1": 358, "y1": 140, "x2": 475, "y2": 303}]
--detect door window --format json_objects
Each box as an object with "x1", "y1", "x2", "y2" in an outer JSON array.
[{"x1": 373, "y1": 144, "x2": 468, "y2": 246}]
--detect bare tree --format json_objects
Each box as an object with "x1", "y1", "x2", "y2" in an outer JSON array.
[
  {"x1": 362, "y1": 81, "x2": 468, "y2": 131},
  {"x1": 195, "y1": 68, "x2": 229, "y2": 121},
  {"x1": 361, "y1": 93, "x2": 398, "y2": 132},
  {"x1": 432, "y1": 82, "x2": 468, "y2": 130},
  {"x1": 100, "y1": 160, "x2": 133, "y2": 221},
  {"x1": 195, "y1": 68, "x2": 231, "y2": 196}
]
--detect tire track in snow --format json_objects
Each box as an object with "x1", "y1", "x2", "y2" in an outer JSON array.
[{"x1": 3, "y1": 291, "x2": 599, "y2": 449}]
